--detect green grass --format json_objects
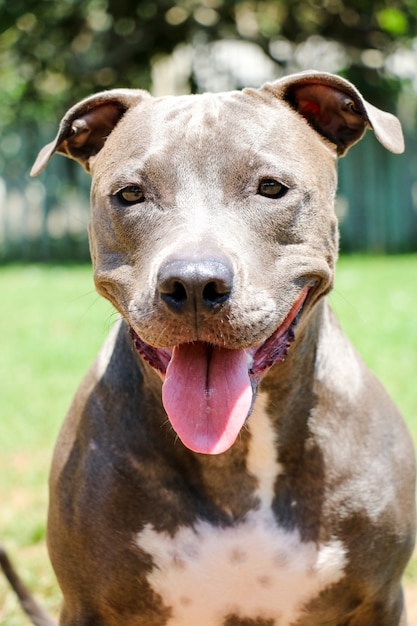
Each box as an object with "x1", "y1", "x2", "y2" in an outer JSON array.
[
  {"x1": 1, "y1": 265, "x2": 113, "y2": 625},
  {"x1": 0, "y1": 257, "x2": 416, "y2": 624},
  {"x1": 331, "y1": 255, "x2": 417, "y2": 442}
]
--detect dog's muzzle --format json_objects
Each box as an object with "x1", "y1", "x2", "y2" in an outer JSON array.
[{"x1": 129, "y1": 283, "x2": 310, "y2": 456}]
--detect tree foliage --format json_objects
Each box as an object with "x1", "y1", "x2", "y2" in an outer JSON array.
[
  {"x1": 1, "y1": 1, "x2": 416, "y2": 258},
  {"x1": 1, "y1": 0, "x2": 417, "y2": 131}
]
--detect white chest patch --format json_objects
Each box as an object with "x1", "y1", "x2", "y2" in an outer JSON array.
[{"x1": 135, "y1": 394, "x2": 347, "y2": 625}]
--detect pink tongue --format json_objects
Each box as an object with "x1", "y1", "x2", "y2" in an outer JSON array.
[{"x1": 162, "y1": 343, "x2": 253, "y2": 455}]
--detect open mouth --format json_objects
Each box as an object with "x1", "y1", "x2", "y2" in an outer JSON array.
[{"x1": 129, "y1": 287, "x2": 309, "y2": 455}]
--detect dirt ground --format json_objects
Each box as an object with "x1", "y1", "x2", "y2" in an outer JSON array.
[{"x1": 406, "y1": 583, "x2": 417, "y2": 625}]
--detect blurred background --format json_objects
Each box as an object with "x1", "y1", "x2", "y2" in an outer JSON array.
[
  {"x1": 1, "y1": 2, "x2": 417, "y2": 623},
  {"x1": 1, "y1": 0, "x2": 417, "y2": 260}
]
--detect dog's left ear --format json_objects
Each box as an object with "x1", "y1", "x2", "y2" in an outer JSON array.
[
  {"x1": 31, "y1": 88, "x2": 150, "y2": 176},
  {"x1": 262, "y1": 71, "x2": 404, "y2": 156}
]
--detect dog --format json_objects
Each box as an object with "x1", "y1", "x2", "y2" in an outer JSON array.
[{"x1": 2, "y1": 71, "x2": 415, "y2": 626}]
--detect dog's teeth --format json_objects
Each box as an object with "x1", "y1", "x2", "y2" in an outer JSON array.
[{"x1": 246, "y1": 350, "x2": 254, "y2": 369}]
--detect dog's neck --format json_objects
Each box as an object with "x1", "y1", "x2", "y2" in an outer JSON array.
[{"x1": 123, "y1": 299, "x2": 327, "y2": 524}]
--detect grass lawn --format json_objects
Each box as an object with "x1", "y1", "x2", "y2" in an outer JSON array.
[{"x1": 1, "y1": 256, "x2": 416, "y2": 624}]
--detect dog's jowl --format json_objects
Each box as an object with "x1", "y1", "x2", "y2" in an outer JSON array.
[{"x1": 11, "y1": 72, "x2": 417, "y2": 625}]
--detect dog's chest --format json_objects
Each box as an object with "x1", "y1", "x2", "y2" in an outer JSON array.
[
  {"x1": 135, "y1": 397, "x2": 347, "y2": 625},
  {"x1": 137, "y1": 512, "x2": 346, "y2": 625}
]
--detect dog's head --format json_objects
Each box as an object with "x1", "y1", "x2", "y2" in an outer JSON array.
[{"x1": 32, "y1": 71, "x2": 403, "y2": 455}]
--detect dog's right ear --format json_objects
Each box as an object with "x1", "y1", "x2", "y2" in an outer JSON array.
[
  {"x1": 261, "y1": 71, "x2": 404, "y2": 156},
  {"x1": 31, "y1": 89, "x2": 150, "y2": 176}
]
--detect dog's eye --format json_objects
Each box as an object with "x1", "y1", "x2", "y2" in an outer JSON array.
[
  {"x1": 258, "y1": 179, "x2": 288, "y2": 199},
  {"x1": 117, "y1": 185, "x2": 145, "y2": 205}
]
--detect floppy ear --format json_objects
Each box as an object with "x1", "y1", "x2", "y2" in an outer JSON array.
[
  {"x1": 262, "y1": 71, "x2": 404, "y2": 156},
  {"x1": 31, "y1": 88, "x2": 150, "y2": 176}
]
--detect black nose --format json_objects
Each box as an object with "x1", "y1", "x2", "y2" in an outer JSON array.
[{"x1": 157, "y1": 257, "x2": 234, "y2": 314}]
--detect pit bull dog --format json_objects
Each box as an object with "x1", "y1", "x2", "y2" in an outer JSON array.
[{"x1": 3, "y1": 71, "x2": 416, "y2": 625}]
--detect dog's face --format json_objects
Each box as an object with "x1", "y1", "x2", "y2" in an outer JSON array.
[
  {"x1": 89, "y1": 89, "x2": 338, "y2": 347},
  {"x1": 32, "y1": 72, "x2": 403, "y2": 455}
]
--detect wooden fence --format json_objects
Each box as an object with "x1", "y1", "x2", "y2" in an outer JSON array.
[
  {"x1": 0, "y1": 128, "x2": 416, "y2": 261},
  {"x1": 338, "y1": 132, "x2": 417, "y2": 253}
]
